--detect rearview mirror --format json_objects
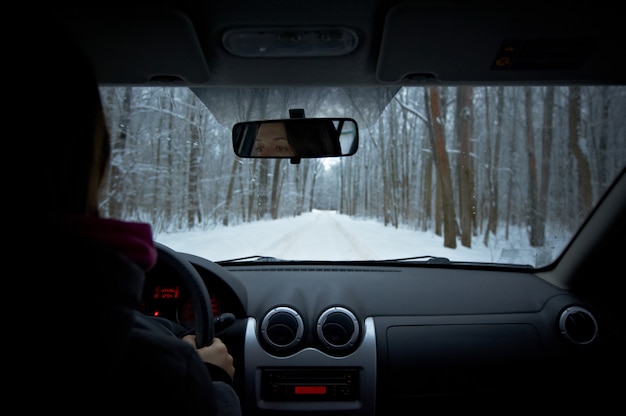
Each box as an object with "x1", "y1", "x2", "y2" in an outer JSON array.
[{"x1": 232, "y1": 118, "x2": 358, "y2": 158}]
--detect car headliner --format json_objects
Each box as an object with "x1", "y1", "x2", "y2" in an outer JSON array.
[{"x1": 58, "y1": 1, "x2": 626, "y2": 89}]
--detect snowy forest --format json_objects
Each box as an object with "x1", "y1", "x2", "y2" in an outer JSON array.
[{"x1": 98, "y1": 85, "x2": 626, "y2": 250}]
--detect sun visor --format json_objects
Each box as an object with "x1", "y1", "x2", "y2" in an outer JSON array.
[
  {"x1": 60, "y1": 7, "x2": 210, "y2": 84},
  {"x1": 376, "y1": 2, "x2": 626, "y2": 84}
]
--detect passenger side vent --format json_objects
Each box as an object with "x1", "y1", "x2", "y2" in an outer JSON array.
[
  {"x1": 317, "y1": 306, "x2": 360, "y2": 350},
  {"x1": 559, "y1": 306, "x2": 598, "y2": 345},
  {"x1": 260, "y1": 306, "x2": 304, "y2": 350}
]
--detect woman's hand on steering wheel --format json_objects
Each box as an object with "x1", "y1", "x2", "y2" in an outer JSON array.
[{"x1": 182, "y1": 335, "x2": 236, "y2": 381}]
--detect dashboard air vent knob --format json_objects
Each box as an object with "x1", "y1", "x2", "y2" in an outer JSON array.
[
  {"x1": 559, "y1": 306, "x2": 599, "y2": 345},
  {"x1": 261, "y1": 306, "x2": 304, "y2": 349},
  {"x1": 317, "y1": 306, "x2": 360, "y2": 350}
]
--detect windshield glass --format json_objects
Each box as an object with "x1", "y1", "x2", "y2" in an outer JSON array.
[{"x1": 99, "y1": 85, "x2": 626, "y2": 267}]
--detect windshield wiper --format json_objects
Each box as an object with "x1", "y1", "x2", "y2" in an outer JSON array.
[
  {"x1": 375, "y1": 256, "x2": 534, "y2": 269},
  {"x1": 219, "y1": 255, "x2": 451, "y2": 264},
  {"x1": 218, "y1": 255, "x2": 284, "y2": 263},
  {"x1": 377, "y1": 256, "x2": 451, "y2": 264},
  {"x1": 217, "y1": 255, "x2": 533, "y2": 269}
]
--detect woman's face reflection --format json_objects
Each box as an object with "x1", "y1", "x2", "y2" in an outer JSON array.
[{"x1": 254, "y1": 122, "x2": 295, "y2": 157}]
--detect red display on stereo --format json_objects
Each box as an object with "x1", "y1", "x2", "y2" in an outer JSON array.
[
  {"x1": 294, "y1": 386, "x2": 327, "y2": 395},
  {"x1": 261, "y1": 368, "x2": 359, "y2": 401}
]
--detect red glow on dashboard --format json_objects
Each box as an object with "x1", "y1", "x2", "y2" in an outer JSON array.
[
  {"x1": 153, "y1": 285, "x2": 180, "y2": 300},
  {"x1": 211, "y1": 295, "x2": 221, "y2": 316},
  {"x1": 294, "y1": 386, "x2": 326, "y2": 395}
]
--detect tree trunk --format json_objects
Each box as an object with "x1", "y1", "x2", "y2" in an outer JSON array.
[
  {"x1": 222, "y1": 159, "x2": 239, "y2": 226},
  {"x1": 257, "y1": 159, "x2": 270, "y2": 219},
  {"x1": 270, "y1": 160, "x2": 282, "y2": 219},
  {"x1": 427, "y1": 87, "x2": 457, "y2": 248},
  {"x1": 536, "y1": 87, "x2": 555, "y2": 245},
  {"x1": 187, "y1": 111, "x2": 201, "y2": 229},
  {"x1": 484, "y1": 86, "x2": 503, "y2": 246},
  {"x1": 456, "y1": 86, "x2": 474, "y2": 248},
  {"x1": 568, "y1": 86, "x2": 594, "y2": 215},
  {"x1": 524, "y1": 87, "x2": 542, "y2": 247}
]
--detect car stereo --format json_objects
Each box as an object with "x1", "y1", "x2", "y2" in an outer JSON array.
[{"x1": 261, "y1": 368, "x2": 359, "y2": 401}]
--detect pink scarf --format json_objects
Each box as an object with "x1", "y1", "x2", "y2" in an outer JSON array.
[{"x1": 63, "y1": 215, "x2": 158, "y2": 271}]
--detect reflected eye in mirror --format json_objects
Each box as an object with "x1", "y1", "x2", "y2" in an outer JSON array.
[
  {"x1": 232, "y1": 118, "x2": 359, "y2": 158},
  {"x1": 253, "y1": 122, "x2": 295, "y2": 157}
]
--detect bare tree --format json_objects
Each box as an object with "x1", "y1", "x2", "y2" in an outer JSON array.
[
  {"x1": 270, "y1": 160, "x2": 284, "y2": 219},
  {"x1": 568, "y1": 86, "x2": 593, "y2": 215},
  {"x1": 524, "y1": 87, "x2": 542, "y2": 247},
  {"x1": 456, "y1": 86, "x2": 474, "y2": 248},
  {"x1": 535, "y1": 86, "x2": 555, "y2": 245},
  {"x1": 483, "y1": 86, "x2": 503, "y2": 246},
  {"x1": 187, "y1": 110, "x2": 202, "y2": 228},
  {"x1": 426, "y1": 87, "x2": 457, "y2": 248},
  {"x1": 222, "y1": 159, "x2": 239, "y2": 226},
  {"x1": 101, "y1": 87, "x2": 133, "y2": 220}
]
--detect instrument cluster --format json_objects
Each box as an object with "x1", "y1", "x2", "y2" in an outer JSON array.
[{"x1": 139, "y1": 275, "x2": 224, "y2": 329}]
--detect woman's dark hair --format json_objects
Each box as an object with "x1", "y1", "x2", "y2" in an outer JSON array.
[
  {"x1": 32, "y1": 22, "x2": 110, "y2": 215},
  {"x1": 284, "y1": 119, "x2": 341, "y2": 157}
]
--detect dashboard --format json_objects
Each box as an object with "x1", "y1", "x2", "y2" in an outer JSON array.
[{"x1": 142, "y1": 250, "x2": 605, "y2": 414}]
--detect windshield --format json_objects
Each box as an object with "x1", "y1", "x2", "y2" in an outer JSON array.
[{"x1": 99, "y1": 85, "x2": 626, "y2": 267}]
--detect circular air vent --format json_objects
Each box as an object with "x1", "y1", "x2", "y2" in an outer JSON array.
[
  {"x1": 317, "y1": 306, "x2": 360, "y2": 350},
  {"x1": 261, "y1": 306, "x2": 304, "y2": 350},
  {"x1": 559, "y1": 306, "x2": 599, "y2": 345}
]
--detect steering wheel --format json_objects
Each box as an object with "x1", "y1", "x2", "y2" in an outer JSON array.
[{"x1": 153, "y1": 242, "x2": 214, "y2": 348}]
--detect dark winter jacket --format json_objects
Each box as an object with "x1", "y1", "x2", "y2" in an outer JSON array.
[{"x1": 32, "y1": 216, "x2": 236, "y2": 414}]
